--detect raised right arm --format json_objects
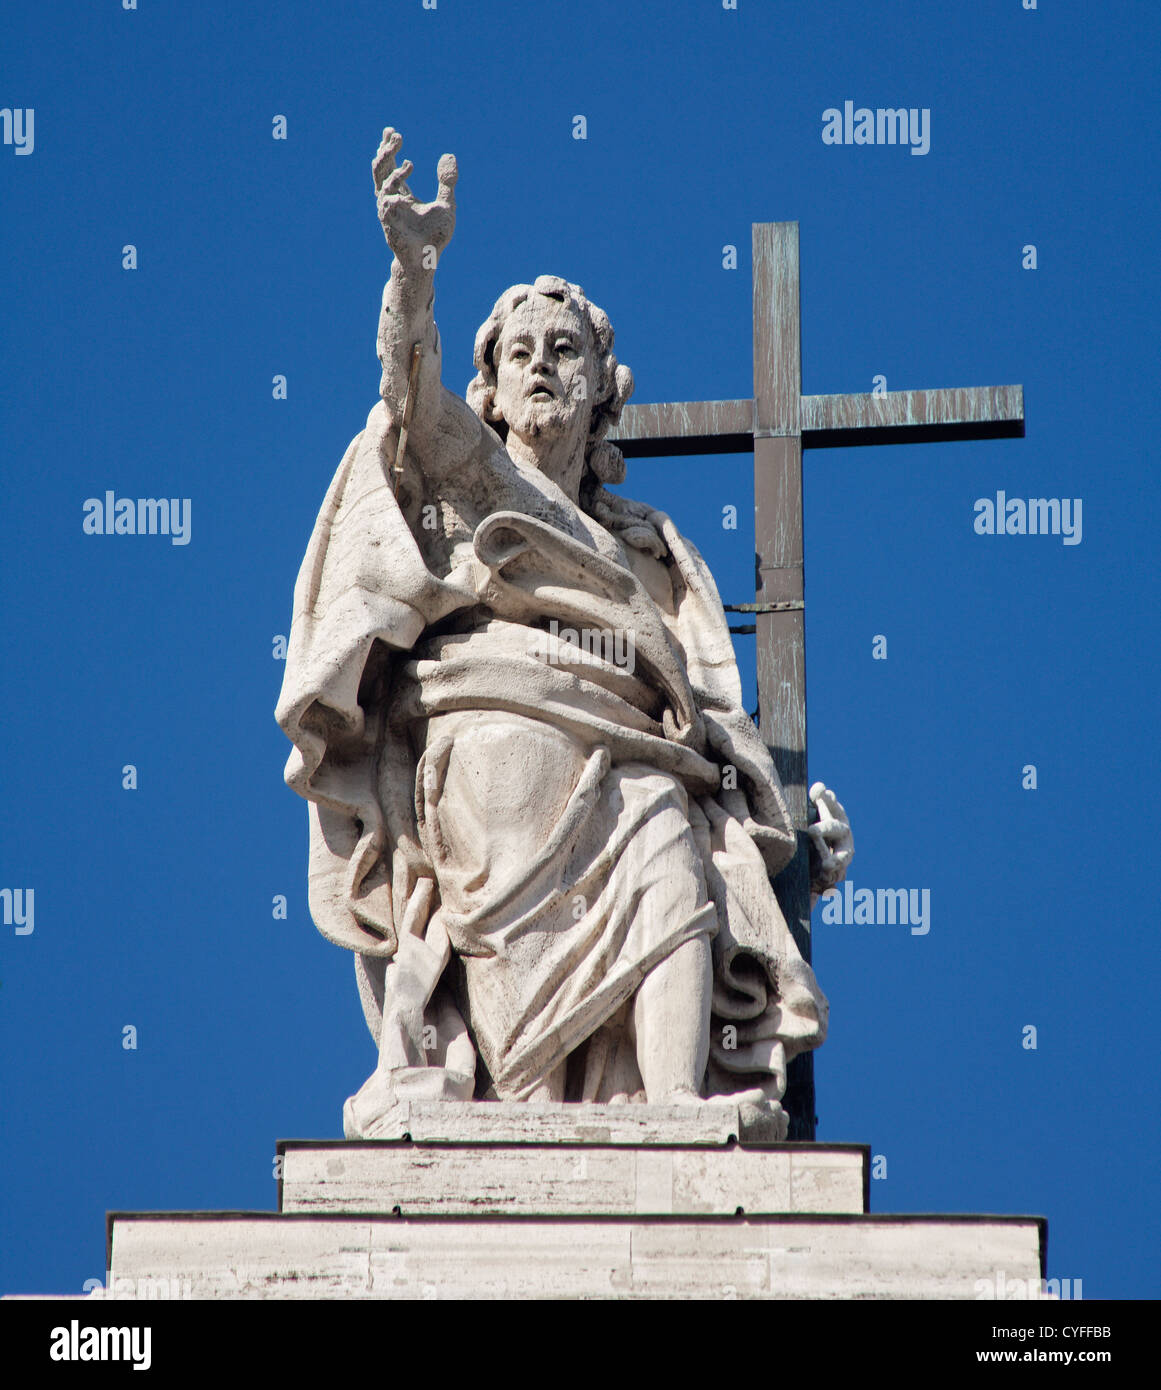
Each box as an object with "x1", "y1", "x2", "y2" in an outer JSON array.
[{"x1": 373, "y1": 128, "x2": 485, "y2": 478}]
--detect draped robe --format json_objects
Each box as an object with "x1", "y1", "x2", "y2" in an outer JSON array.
[{"x1": 276, "y1": 398, "x2": 827, "y2": 1129}]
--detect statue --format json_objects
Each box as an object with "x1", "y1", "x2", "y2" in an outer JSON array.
[{"x1": 276, "y1": 129, "x2": 853, "y2": 1139}]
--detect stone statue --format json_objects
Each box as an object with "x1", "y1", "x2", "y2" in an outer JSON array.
[{"x1": 276, "y1": 129, "x2": 853, "y2": 1138}]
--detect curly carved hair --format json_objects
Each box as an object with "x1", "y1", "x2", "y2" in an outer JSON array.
[{"x1": 466, "y1": 276, "x2": 634, "y2": 485}]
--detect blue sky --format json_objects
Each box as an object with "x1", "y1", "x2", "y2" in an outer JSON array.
[{"x1": 2, "y1": 0, "x2": 1158, "y2": 1299}]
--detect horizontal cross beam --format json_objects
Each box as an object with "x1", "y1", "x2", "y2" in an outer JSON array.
[{"x1": 610, "y1": 385, "x2": 1024, "y2": 457}]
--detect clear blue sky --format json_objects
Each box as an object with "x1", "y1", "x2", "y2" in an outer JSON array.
[{"x1": 2, "y1": 0, "x2": 1158, "y2": 1299}]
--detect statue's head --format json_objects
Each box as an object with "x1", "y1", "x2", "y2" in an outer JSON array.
[{"x1": 467, "y1": 276, "x2": 634, "y2": 485}]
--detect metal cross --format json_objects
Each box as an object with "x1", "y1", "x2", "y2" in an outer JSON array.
[{"x1": 609, "y1": 222, "x2": 1024, "y2": 1139}]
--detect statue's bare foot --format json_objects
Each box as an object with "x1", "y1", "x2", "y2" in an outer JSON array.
[
  {"x1": 717, "y1": 1086, "x2": 769, "y2": 1108},
  {"x1": 648, "y1": 1087, "x2": 789, "y2": 1137},
  {"x1": 658, "y1": 1087, "x2": 705, "y2": 1106}
]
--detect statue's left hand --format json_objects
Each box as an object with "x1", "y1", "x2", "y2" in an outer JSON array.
[{"x1": 807, "y1": 782, "x2": 853, "y2": 896}]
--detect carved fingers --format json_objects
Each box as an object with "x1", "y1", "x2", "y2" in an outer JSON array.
[
  {"x1": 373, "y1": 127, "x2": 457, "y2": 265},
  {"x1": 435, "y1": 152, "x2": 458, "y2": 207},
  {"x1": 372, "y1": 127, "x2": 406, "y2": 194},
  {"x1": 807, "y1": 781, "x2": 854, "y2": 893}
]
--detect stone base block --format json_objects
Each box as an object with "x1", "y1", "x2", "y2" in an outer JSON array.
[
  {"x1": 357, "y1": 1099, "x2": 774, "y2": 1145},
  {"x1": 279, "y1": 1140, "x2": 867, "y2": 1216},
  {"x1": 107, "y1": 1212, "x2": 1045, "y2": 1300}
]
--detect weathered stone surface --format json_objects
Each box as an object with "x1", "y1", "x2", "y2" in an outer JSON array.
[
  {"x1": 330, "y1": 1099, "x2": 753, "y2": 1145},
  {"x1": 274, "y1": 127, "x2": 854, "y2": 1138},
  {"x1": 107, "y1": 1213, "x2": 1042, "y2": 1300},
  {"x1": 279, "y1": 1140, "x2": 867, "y2": 1216}
]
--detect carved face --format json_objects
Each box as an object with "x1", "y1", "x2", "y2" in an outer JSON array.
[{"x1": 490, "y1": 297, "x2": 596, "y2": 447}]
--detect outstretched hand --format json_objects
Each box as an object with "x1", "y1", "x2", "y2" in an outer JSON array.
[{"x1": 374, "y1": 127, "x2": 457, "y2": 269}]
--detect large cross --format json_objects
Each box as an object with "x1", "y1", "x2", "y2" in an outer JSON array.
[{"x1": 608, "y1": 223, "x2": 1024, "y2": 1141}]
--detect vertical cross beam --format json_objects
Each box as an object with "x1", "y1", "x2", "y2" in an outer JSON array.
[
  {"x1": 609, "y1": 223, "x2": 1023, "y2": 1143},
  {"x1": 753, "y1": 223, "x2": 814, "y2": 1141}
]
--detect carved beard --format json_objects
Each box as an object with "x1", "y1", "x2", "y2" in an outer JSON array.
[{"x1": 501, "y1": 390, "x2": 586, "y2": 444}]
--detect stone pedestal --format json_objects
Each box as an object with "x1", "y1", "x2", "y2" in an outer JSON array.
[{"x1": 106, "y1": 1104, "x2": 1045, "y2": 1299}]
